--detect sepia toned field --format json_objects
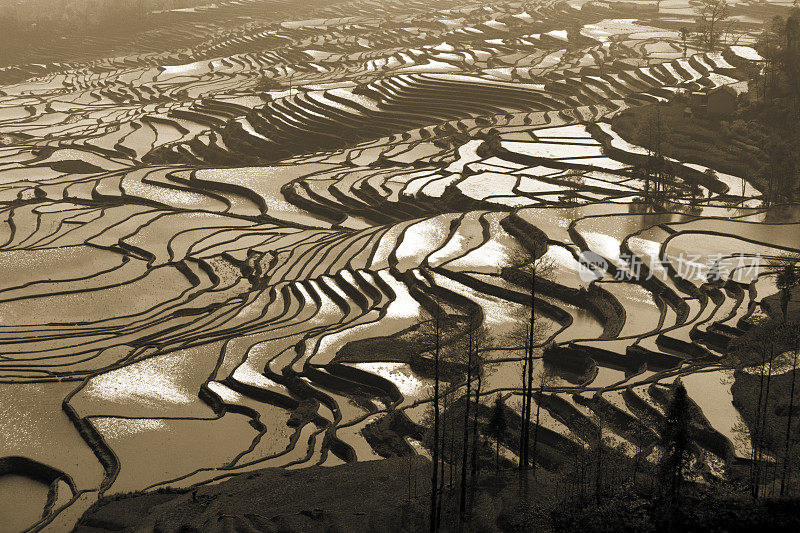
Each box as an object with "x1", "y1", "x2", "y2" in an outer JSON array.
[{"x1": 0, "y1": 1, "x2": 798, "y2": 531}]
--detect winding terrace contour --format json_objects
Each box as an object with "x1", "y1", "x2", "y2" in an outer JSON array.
[{"x1": 0, "y1": 0, "x2": 797, "y2": 531}]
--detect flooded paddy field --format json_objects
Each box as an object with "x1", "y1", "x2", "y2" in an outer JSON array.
[{"x1": 0, "y1": 0, "x2": 797, "y2": 530}]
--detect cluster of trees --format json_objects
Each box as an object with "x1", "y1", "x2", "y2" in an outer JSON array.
[
  {"x1": 727, "y1": 257, "x2": 800, "y2": 500},
  {"x1": 417, "y1": 240, "x2": 735, "y2": 528},
  {"x1": 729, "y1": 318, "x2": 800, "y2": 499},
  {"x1": 759, "y1": 4, "x2": 800, "y2": 100},
  {"x1": 673, "y1": 0, "x2": 735, "y2": 54},
  {"x1": 421, "y1": 248, "x2": 557, "y2": 531},
  {"x1": 417, "y1": 247, "x2": 800, "y2": 531},
  {"x1": 748, "y1": 6, "x2": 800, "y2": 204},
  {"x1": 695, "y1": 0, "x2": 734, "y2": 52},
  {"x1": 416, "y1": 250, "x2": 719, "y2": 530},
  {"x1": 422, "y1": 308, "x2": 489, "y2": 532},
  {"x1": 419, "y1": 373, "x2": 717, "y2": 532},
  {"x1": 633, "y1": 107, "x2": 678, "y2": 206},
  {"x1": 542, "y1": 379, "x2": 695, "y2": 531},
  {"x1": 617, "y1": 5, "x2": 800, "y2": 205},
  {"x1": 630, "y1": 106, "x2": 710, "y2": 208},
  {"x1": 515, "y1": 256, "x2": 559, "y2": 499}
]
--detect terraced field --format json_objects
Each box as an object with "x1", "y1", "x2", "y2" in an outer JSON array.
[{"x1": 1, "y1": 0, "x2": 799, "y2": 531}]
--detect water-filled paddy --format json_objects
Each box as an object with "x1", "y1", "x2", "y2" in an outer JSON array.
[
  {"x1": 0, "y1": 474, "x2": 50, "y2": 533},
  {"x1": 0, "y1": 0, "x2": 796, "y2": 529}
]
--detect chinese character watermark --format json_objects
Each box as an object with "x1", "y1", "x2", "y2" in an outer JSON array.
[{"x1": 578, "y1": 251, "x2": 763, "y2": 283}]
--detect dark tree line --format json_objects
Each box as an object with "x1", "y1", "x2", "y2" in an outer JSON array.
[
  {"x1": 750, "y1": 7, "x2": 800, "y2": 204},
  {"x1": 415, "y1": 292, "x2": 800, "y2": 531},
  {"x1": 729, "y1": 313, "x2": 800, "y2": 500},
  {"x1": 422, "y1": 307, "x2": 489, "y2": 532}
]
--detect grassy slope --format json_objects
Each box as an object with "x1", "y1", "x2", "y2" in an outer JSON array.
[{"x1": 75, "y1": 456, "x2": 433, "y2": 532}]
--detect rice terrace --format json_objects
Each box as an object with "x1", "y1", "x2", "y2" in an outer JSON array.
[{"x1": 0, "y1": 0, "x2": 799, "y2": 531}]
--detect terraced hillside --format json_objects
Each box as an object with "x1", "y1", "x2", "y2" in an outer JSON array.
[{"x1": 1, "y1": 0, "x2": 799, "y2": 531}]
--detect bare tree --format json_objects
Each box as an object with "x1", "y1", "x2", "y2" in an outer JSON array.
[
  {"x1": 781, "y1": 324, "x2": 800, "y2": 496},
  {"x1": 469, "y1": 327, "x2": 493, "y2": 483},
  {"x1": 470, "y1": 364, "x2": 483, "y2": 491},
  {"x1": 508, "y1": 248, "x2": 556, "y2": 498},
  {"x1": 530, "y1": 363, "x2": 557, "y2": 479},
  {"x1": 429, "y1": 311, "x2": 442, "y2": 533},
  {"x1": 729, "y1": 318, "x2": 781, "y2": 498},
  {"x1": 695, "y1": 0, "x2": 731, "y2": 51},
  {"x1": 437, "y1": 380, "x2": 450, "y2": 529},
  {"x1": 636, "y1": 106, "x2": 677, "y2": 205},
  {"x1": 488, "y1": 394, "x2": 508, "y2": 472},
  {"x1": 459, "y1": 310, "x2": 480, "y2": 517},
  {"x1": 679, "y1": 27, "x2": 691, "y2": 58}
]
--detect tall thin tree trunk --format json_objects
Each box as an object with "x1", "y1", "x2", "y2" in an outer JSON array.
[
  {"x1": 471, "y1": 371, "x2": 482, "y2": 481},
  {"x1": 781, "y1": 335, "x2": 799, "y2": 496},
  {"x1": 756, "y1": 343, "x2": 776, "y2": 498},
  {"x1": 449, "y1": 411, "x2": 455, "y2": 489},
  {"x1": 519, "y1": 340, "x2": 529, "y2": 470},
  {"x1": 752, "y1": 347, "x2": 767, "y2": 499},
  {"x1": 437, "y1": 388, "x2": 447, "y2": 530},
  {"x1": 459, "y1": 319, "x2": 474, "y2": 517},
  {"x1": 430, "y1": 314, "x2": 440, "y2": 533},
  {"x1": 522, "y1": 265, "x2": 536, "y2": 497},
  {"x1": 469, "y1": 370, "x2": 482, "y2": 514},
  {"x1": 531, "y1": 389, "x2": 542, "y2": 478}
]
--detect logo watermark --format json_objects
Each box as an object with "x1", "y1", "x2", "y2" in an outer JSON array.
[{"x1": 578, "y1": 251, "x2": 763, "y2": 283}]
